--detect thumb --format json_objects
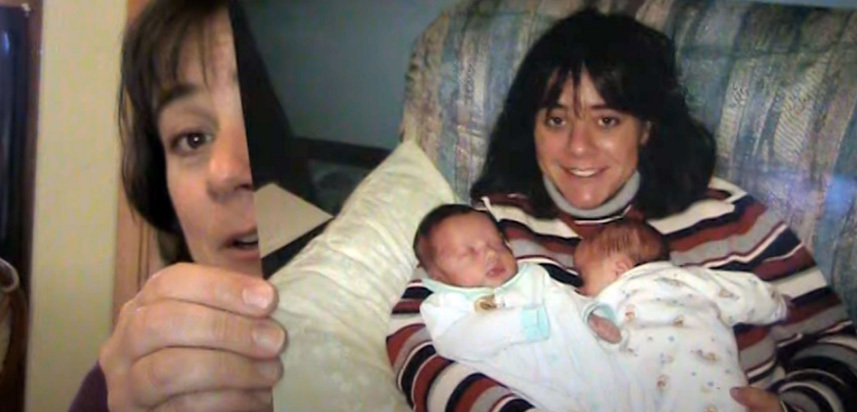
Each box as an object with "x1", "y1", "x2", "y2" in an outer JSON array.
[{"x1": 730, "y1": 386, "x2": 779, "y2": 411}]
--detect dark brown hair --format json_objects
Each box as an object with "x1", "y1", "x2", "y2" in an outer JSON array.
[
  {"x1": 119, "y1": 0, "x2": 228, "y2": 263},
  {"x1": 471, "y1": 9, "x2": 716, "y2": 219},
  {"x1": 412, "y1": 204, "x2": 505, "y2": 268}
]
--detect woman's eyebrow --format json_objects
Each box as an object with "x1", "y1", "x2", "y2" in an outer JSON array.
[
  {"x1": 587, "y1": 104, "x2": 613, "y2": 110},
  {"x1": 156, "y1": 84, "x2": 200, "y2": 115}
]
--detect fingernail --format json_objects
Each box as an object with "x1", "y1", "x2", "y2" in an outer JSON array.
[
  {"x1": 244, "y1": 284, "x2": 274, "y2": 310},
  {"x1": 253, "y1": 322, "x2": 286, "y2": 352},
  {"x1": 257, "y1": 361, "x2": 282, "y2": 381},
  {"x1": 730, "y1": 387, "x2": 740, "y2": 397}
]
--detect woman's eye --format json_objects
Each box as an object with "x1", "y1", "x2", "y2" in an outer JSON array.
[
  {"x1": 173, "y1": 132, "x2": 213, "y2": 153},
  {"x1": 545, "y1": 115, "x2": 566, "y2": 128},
  {"x1": 597, "y1": 116, "x2": 620, "y2": 128}
]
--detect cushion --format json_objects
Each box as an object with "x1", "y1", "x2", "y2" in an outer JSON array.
[{"x1": 270, "y1": 140, "x2": 457, "y2": 411}]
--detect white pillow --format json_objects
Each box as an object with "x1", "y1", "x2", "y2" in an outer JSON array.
[{"x1": 271, "y1": 140, "x2": 458, "y2": 412}]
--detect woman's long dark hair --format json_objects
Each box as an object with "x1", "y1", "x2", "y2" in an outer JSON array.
[
  {"x1": 470, "y1": 9, "x2": 716, "y2": 219},
  {"x1": 119, "y1": 0, "x2": 228, "y2": 263}
]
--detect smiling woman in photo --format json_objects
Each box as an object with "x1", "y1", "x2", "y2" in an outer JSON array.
[{"x1": 388, "y1": 8, "x2": 857, "y2": 412}]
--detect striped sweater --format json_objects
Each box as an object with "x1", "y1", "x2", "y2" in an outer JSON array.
[{"x1": 387, "y1": 178, "x2": 857, "y2": 412}]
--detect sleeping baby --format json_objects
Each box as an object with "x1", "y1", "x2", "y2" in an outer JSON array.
[
  {"x1": 574, "y1": 219, "x2": 789, "y2": 412},
  {"x1": 411, "y1": 204, "x2": 650, "y2": 412}
]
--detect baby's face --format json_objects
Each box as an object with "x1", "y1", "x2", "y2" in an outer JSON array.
[
  {"x1": 574, "y1": 247, "x2": 628, "y2": 296},
  {"x1": 426, "y1": 213, "x2": 518, "y2": 288}
]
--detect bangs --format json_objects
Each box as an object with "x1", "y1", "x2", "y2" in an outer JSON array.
[
  {"x1": 123, "y1": 0, "x2": 220, "y2": 115},
  {"x1": 150, "y1": 23, "x2": 203, "y2": 112},
  {"x1": 534, "y1": 13, "x2": 654, "y2": 119},
  {"x1": 537, "y1": 61, "x2": 635, "y2": 116},
  {"x1": 539, "y1": 66, "x2": 578, "y2": 110}
]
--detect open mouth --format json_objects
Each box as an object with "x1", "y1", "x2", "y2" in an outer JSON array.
[
  {"x1": 565, "y1": 167, "x2": 601, "y2": 178},
  {"x1": 487, "y1": 264, "x2": 505, "y2": 278},
  {"x1": 230, "y1": 232, "x2": 259, "y2": 250}
]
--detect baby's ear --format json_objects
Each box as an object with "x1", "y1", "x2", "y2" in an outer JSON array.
[{"x1": 613, "y1": 257, "x2": 633, "y2": 279}]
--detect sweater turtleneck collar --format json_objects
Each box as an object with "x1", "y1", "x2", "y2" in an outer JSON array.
[{"x1": 543, "y1": 171, "x2": 640, "y2": 220}]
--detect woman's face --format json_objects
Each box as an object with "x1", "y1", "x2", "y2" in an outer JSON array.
[
  {"x1": 157, "y1": 10, "x2": 262, "y2": 277},
  {"x1": 534, "y1": 73, "x2": 649, "y2": 210}
]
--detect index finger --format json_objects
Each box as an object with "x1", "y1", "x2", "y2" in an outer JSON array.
[{"x1": 137, "y1": 263, "x2": 277, "y2": 317}]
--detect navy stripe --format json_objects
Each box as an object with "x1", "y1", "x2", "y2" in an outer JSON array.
[
  {"x1": 714, "y1": 230, "x2": 811, "y2": 276},
  {"x1": 776, "y1": 366, "x2": 857, "y2": 411},
  {"x1": 400, "y1": 344, "x2": 443, "y2": 408},
  {"x1": 781, "y1": 385, "x2": 836, "y2": 412},
  {"x1": 541, "y1": 263, "x2": 582, "y2": 287},
  {"x1": 790, "y1": 356, "x2": 857, "y2": 392},
  {"x1": 496, "y1": 398, "x2": 535, "y2": 412},
  {"x1": 445, "y1": 373, "x2": 491, "y2": 412},
  {"x1": 663, "y1": 193, "x2": 758, "y2": 241},
  {"x1": 791, "y1": 287, "x2": 837, "y2": 307},
  {"x1": 402, "y1": 284, "x2": 433, "y2": 300},
  {"x1": 498, "y1": 219, "x2": 579, "y2": 244}
]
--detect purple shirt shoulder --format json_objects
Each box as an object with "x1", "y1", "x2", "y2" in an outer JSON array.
[{"x1": 67, "y1": 363, "x2": 108, "y2": 412}]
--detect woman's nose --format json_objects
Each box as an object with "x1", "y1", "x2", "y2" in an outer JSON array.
[
  {"x1": 566, "y1": 122, "x2": 594, "y2": 156},
  {"x1": 207, "y1": 126, "x2": 253, "y2": 199}
]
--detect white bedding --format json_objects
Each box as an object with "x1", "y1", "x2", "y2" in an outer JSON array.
[{"x1": 271, "y1": 140, "x2": 458, "y2": 411}]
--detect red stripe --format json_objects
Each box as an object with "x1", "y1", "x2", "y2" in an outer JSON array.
[
  {"x1": 687, "y1": 222, "x2": 785, "y2": 269},
  {"x1": 387, "y1": 324, "x2": 426, "y2": 365},
  {"x1": 706, "y1": 187, "x2": 732, "y2": 201},
  {"x1": 625, "y1": 207, "x2": 645, "y2": 220},
  {"x1": 413, "y1": 355, "x2": 452, "y2": 412},
  {"x1": 453, "y1": 376, "x2": 503, "y2": 412},
  {"x1": 393, "y1": 299, "x2": 424, "y2": 314},
  {"x1": 558, "y1": 213, "x2": 608, "y2": 238},
  {"x1": 783, "y1": 290, "x2": 842, "y2": 325},
  {"x1": 734, "y1": 291, "x2": 842, "y2": 352},
  {"x1": 671, "y1": 201, "x2": 767, "y2": 252},
  {"x1": 754, "y1": 248, "x2": 814, "y2": 280},
  {"x1": 735, "y1": 325, "x2": 769, "y2": 350}
]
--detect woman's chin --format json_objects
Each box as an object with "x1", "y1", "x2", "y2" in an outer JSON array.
[
  {"x1": 220, "y1": 246, "x2": 263, "y2": 276},
  {"x1": 555, "y1": 180, "x2": 611, "y2": 210},
  {"x1": 564, "y1": 193, "x2": 610, "y2": 210}
]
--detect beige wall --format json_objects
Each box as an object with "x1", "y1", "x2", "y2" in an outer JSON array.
[{"x1": 25, "y1": 0, "x2": 126, "y2": 411}]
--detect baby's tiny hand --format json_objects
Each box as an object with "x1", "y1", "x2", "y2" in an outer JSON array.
[{"x1": 588, "y1": 314, "x2": 621, "y2": 343}]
